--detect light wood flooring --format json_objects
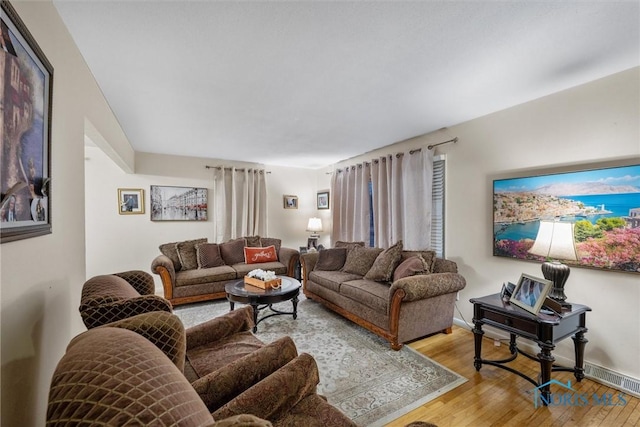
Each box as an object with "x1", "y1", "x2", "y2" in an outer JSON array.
[{"x1": 385, "y1": 326, "x2": 639, "y2": 427}]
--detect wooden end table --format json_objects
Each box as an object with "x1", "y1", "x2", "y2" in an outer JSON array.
[
  {"x1": 225, "y1": 276, "x2": 301, "y2": 332},
  {"x1": 470, "y1": 293, "x2": 591, "y2": 404}
]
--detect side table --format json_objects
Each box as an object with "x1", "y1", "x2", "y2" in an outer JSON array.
[{"x1": 470, "y1": 293, "x2": 591, "y2": 404}]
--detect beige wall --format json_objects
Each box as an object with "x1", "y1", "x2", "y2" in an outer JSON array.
[{"x1": 0, "y1": 1, "x2": 134, "y2": 425}]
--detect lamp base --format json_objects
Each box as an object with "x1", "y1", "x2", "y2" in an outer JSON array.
[{"x1": 541, "y1": 261, "x2": 571, "y2": 303}]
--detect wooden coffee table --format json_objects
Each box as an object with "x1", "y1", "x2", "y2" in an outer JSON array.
[{"x1": 225, "y1": 276, "x2": 301, "y2": 332}]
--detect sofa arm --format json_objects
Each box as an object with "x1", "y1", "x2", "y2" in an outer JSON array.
[
  {"x1": 192, "y1": 336, "x2": 298, "y2": 411},
  {"x1": 79, "y1": 295, "x2": 173, "y2": 329},
  {"x1": 278, "y1": 247, "x2": 300, "y2": 277},
  {"x1": 299, "y1": 253, "x2": 319, "y2": 283},
  {"x1": 151, "y1": 254, "x2": 177, "y2": 299},
  {"x1": 186, "y1": 306, "x2": 254, "y2": 350},
  {"x1": 113, "y1": 270, "x2": 155, "y2": 295},
  {"x1": 212, "y1": 353, "x2": 319, "y2": 422},
  {"x1": 390, "y1": 272, "x2": 467, "y2": 303}
]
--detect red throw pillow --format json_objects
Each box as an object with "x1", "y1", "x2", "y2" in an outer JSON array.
[{"x1": 244, "y1": 245, "x2": 278, "y2": 264}]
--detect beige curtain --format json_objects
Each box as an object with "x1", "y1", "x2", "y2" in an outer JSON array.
[
  {"x1": 331, "y1": 163, "x2": 370, "y2": 244},
  {"x1": 213, "y1": 167, "x2": 267, "y2": 242}
]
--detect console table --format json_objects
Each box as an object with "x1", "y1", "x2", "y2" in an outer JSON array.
[{"x1": 470, "y1": 293, "x2": 591, "y2": 404}]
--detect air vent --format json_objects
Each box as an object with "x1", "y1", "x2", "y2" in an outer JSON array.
[{"x1": 585, "y1": 362, "x2": 640, "y2": 398}]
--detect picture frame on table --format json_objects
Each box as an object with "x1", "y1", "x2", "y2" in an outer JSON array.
[
  {"x1": 1, "y1": 1, "x2": 54, "y2": 243},
  {"x1": 317, "y1": 191, "x2": 330, "y2": 209},
  {"x1": 509, "y1": 273, "x2": 552, "y2": 315},
  {"x1": 283, "y1": 195, "x2": 298, "y2": 209},
  {"x1": 118, "y1": 189, "x2": 145, "y2": 215}
]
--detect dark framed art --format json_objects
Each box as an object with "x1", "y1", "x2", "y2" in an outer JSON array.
[
  {"x1": 0, "y1": 1, "x2": 54, "y2": 243},
  {"x1": 509, "y1": 273, "x2": 552, "y2": 315},
  {"x1": 493, "y1": 163, "x2": 640, "y2": 274},
  {"x1": 150, "y1": 185, "x2": 207, "y2": 221},
  {"x1": 118, "y1": 188, "x2": 145, "y2": 215},
  {"x1": 317, "y1": 191, "x2": 329, "y2": 209}
]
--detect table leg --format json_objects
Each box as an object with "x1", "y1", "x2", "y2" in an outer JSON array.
[
  {"x1": 509, "y1": 333, "x2": 517, "y2": 355},
  {"x1": 537, "y1": 343, "x2": 555, "y2": 405},
  {"x1": 292, "y1": 294, "x2": 299, "y2": 320},
  {"x1": 472, "y1": 320, "x2": 484, "y2": 371},
  {"x1": 228, "y1": 301, "x2": 235, "y2": 311},
  {"x1": 572, "y1": 330, "x2": 588, "y2": 382},
  {"x1": 250, "y1": 303, "x2": 259, "y2": 333}
]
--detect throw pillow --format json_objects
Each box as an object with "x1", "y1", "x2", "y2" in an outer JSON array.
[
  {"x1": 341, "y1": 246, "x2": 383, "y2": 276},
  {"x1": 401, "y1": 250, "x2": 437, "y2": 273},
  {"x1": 245, "y1": 235, "x2": 261, "y2": 247},
  {"x1": 220, "y1": 238, "x2": 246, "y2": 265},
  {"x1": 196, "y1": 243, "x2": 225, "y2": 269},
  {"x1": 260, "y1": 237, "x2": 282, "y2": 254},
  {"x1": 364, "y1": 240, "x2": 403, "y2": 282},
  {"x1": 335, "y1": 241, "x2": 365, "y2": 253},
  {"x1": 159, "y1": 242, "x2": 183, "y2": 271},
  {"x1": 176, "y1": 238, "x2": 208, "y2": 270},
  {"x1": 244, "y1": 245, "x2": 278, "y2": 264},
  {"x1": 393, "y1": 255, "x2": 429, "y2": 282},
  {"x1": 314, "y1": 247, "x2": 347, "y2": 271}
]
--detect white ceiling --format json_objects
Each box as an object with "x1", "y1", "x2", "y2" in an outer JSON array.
[{"x1": 53, "y1": 1, "x2": 640, "y2": 169}]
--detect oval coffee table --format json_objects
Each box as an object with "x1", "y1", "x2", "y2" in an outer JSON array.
[{"x1": 225, "y1": 276, "x2": 301, "y2": 332}]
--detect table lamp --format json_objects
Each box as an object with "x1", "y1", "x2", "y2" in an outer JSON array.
[
  {"x1": 528, "y1": 220, "x2": 578, "y2": 306},
  {"x1": 306, "y1": 217, "x2": 323, "y2": 248}
]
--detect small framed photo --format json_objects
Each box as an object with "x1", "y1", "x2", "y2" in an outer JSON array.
[
  {"x1": 283, "y1": 195, "x2": 298, "y2": 209},
  {"x1": 317, "y1": 191, "x2": 330, "y2": 209},
  {"x1": 509, "y1": 273, "x2": 553, "y2": 315},
  {"x1": 118, "y1": 189, "x2": 145, "y2": 215}
]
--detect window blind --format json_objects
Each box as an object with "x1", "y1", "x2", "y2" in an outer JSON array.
[{"x1": 431, "y1": 156, "x2": 445, "y2": 257}]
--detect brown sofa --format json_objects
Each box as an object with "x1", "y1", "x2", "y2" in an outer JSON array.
[
  {"x1": 152, "y1": 236, "x2": 299, "y2": 306},
  {"x1": 300, "y1": 241, "x2": 466, "y2": 350},
  {"x1": 47, "y1": 318, "x2": 356, "y2": 426}
]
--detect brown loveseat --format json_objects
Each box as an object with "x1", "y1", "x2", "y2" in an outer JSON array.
[
  {"x1": 47, "y1": 318, "x2": 357, "y2": 426},
  {"x1": 300, "y1": 241, "x2": 466, "y2": 350},
  {"x1": 152, "y1": 236, "x2": 299, "y2": 306}
]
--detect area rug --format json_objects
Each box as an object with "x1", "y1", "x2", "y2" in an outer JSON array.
[{"x1": 175, "y1": 294, "x2": 467, "y2": 426}]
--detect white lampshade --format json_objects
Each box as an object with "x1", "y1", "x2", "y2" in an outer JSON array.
[
  {"x1": 528, "y1": 220, "x2": 578, "y2": 261},
  {"x1": 306, "y1": 217, "x2": 323, "y2": 233}
]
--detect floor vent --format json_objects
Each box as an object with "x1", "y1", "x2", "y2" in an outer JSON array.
[{"x1": 584, "y1": 362, "x2": 640, "y2": 398}]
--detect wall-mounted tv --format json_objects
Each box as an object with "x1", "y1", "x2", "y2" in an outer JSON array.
[{"x1": 493, "y1": 163, "x2": 640, "y2": 274}]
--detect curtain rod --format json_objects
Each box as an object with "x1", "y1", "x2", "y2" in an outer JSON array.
[
  {"x1": 205, "y1": 166, "x2": 271, "y2": 174},
  {"x1": 427, "y1": 137, "x2": 458, "y2": 150}
]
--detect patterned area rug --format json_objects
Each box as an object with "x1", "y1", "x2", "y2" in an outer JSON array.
[{"x1": 175, "y1": 294, "x2": 466, "y2": 426}]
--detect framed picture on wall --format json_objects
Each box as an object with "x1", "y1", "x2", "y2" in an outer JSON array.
[
  {"x1": 0, "y1": 1, "x2": 54, "y2": 243},
  {"x1": 118, "y1": 189, "x2": 145, "y2": 215},
  {"x1": 317, "y1": 191, "x2": 329, "y2": 209},
  {"x1": 150, "y1": 186, "x2": 208, "y2": 221},
  {"x1": 283, "y1": 195, "x2": 298, "y2": 209}
]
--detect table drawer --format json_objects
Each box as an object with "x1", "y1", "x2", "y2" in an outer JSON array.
[{"x1": 483, "y1": 309, "x2": 538, "y2": 336}]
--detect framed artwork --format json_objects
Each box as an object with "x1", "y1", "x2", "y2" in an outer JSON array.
[
  {"x1": 317, "y1": 191, "x2": 330, "y2": 209},
  {"x1": 118, "y1": 188, "x2": 145, "y2": 215},
  {"x1": 150, "y1": 185, "x2": 207, "y2": 221},
  {"x1": 509, "y1": 273, "x2": 552, "y2": 315},
  {"x1": 0, "y1": 1, "x2": 54, "y2": 243},
  {"x1": 283, "y1": 195, "x2": 298, "y2": 209},
  {"x1": 493, "y1": 163, "x2": 640, "y2": 274}
]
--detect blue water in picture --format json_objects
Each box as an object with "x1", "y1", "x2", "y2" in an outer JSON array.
[{"x1": 495, "y1": 193, "x2": 640, "y2": 241}]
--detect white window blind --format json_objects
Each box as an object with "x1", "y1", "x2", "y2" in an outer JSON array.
[{"x1": 431, "y1": 155, "x2": 445, "y2": 257}]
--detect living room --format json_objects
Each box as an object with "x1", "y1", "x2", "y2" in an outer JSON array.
[{"x1": 1, "y1": 1, "x2": 639, "y2": 426}]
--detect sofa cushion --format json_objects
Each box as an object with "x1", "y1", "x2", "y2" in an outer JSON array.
[
  {"x1": 341, "y1": 246, "x2": 383, "y2": 276},
  {"x1": 245, "y1": 235, "x2": 262, "y2": 247},
  {"x1": 260, "y1": 237, "x2": 282, "y2": 254},
  {"x1": 393, "y1": 255, "x2": 429, "y2": 282},
  {"x1": 176, "y1": 239, "x2": 208, "y2": 271},
  {"x1": 220, "y1": 238, "x2": 246, "y2": 265},
  {"x1": 232, "y1": 262, "x2": 288, "y2": 277},
  {"x1": 160, "y1": 239, "x2": 206, "y2": 271},
  {"x1": 175, "y1": 265, "x2": 237, "y2": 287},
  {"x1": 340, "y1": 279, "x2": 389, "y2": 313},
  {"x1": 196, "y1": 243, "x2": 225, "y2": 269},
  {"x1": 308, "y1": 270, "x2": 361, "y2": 294},
  {"x1": 401, "y1": 250, "x2": 437, "y2": 273},
  {"x1": 244, "y1": 245, "x2": 278, "y2": 264},
  {"x1": 364, "y1": 240, "x2": 403, "y2": 282},
  {"x1": 335, "y1": 241, "x2": 365, "y2": 253},
  {"x1": 314, "y1": 248, "x2": 347, "y2": 271}
]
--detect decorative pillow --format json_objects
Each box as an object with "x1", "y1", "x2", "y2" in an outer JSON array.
[
  {"x1": 393, "y1": 255, "x2": 429, "y2": 282},
  {"x1": 341, "y1": 246, "x2": 384, "y2": 276},
  {"x1": 245, "y1": 235, "x2": 261, "y2": 247},
  {"x1": 260, "y1": 237, "x2": 282, "y2": 254},
  {"x1": 314, "y1": 248, "x2": 347, "y2": 271},
  {"x1": 220, "y1": 238, "x2": 246, "y2": 265},
  {"x1": 168, "y1": 238, "x2": 206, "y2": 271},
  {"x1": 335, "y1": 241, "x2": 365, "y2": 253},
  {"x1": 401, "y1": 250, "x2": 437, "y2": 273},
  {"x1": 244, "y1": 245, "x2": 278, "y2": 264},
  {"x1": 364, "y1": 240, "x2": 403, "y2": 282},
  {"x1": 196, "y1": 243, "x2": 225, "y2": 269},
  {"x1": 176, "y1": 239, "x2": 208, "y2": 271}
]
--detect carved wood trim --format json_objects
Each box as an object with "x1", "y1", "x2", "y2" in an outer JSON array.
[
  {"x1": 170, "y1": 291, "x2": 227, "y2": 307},
  {"x1": 154, "y1": 266, "x2": 174, "y2": 300}
]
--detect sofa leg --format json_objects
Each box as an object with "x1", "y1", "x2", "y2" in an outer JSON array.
[
  {"x1": 390, "y1": 340, "x2": 403, "y2": 351},
  {"x1": 443, "y1": 327, "x2": 453, "y2": 334}
]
